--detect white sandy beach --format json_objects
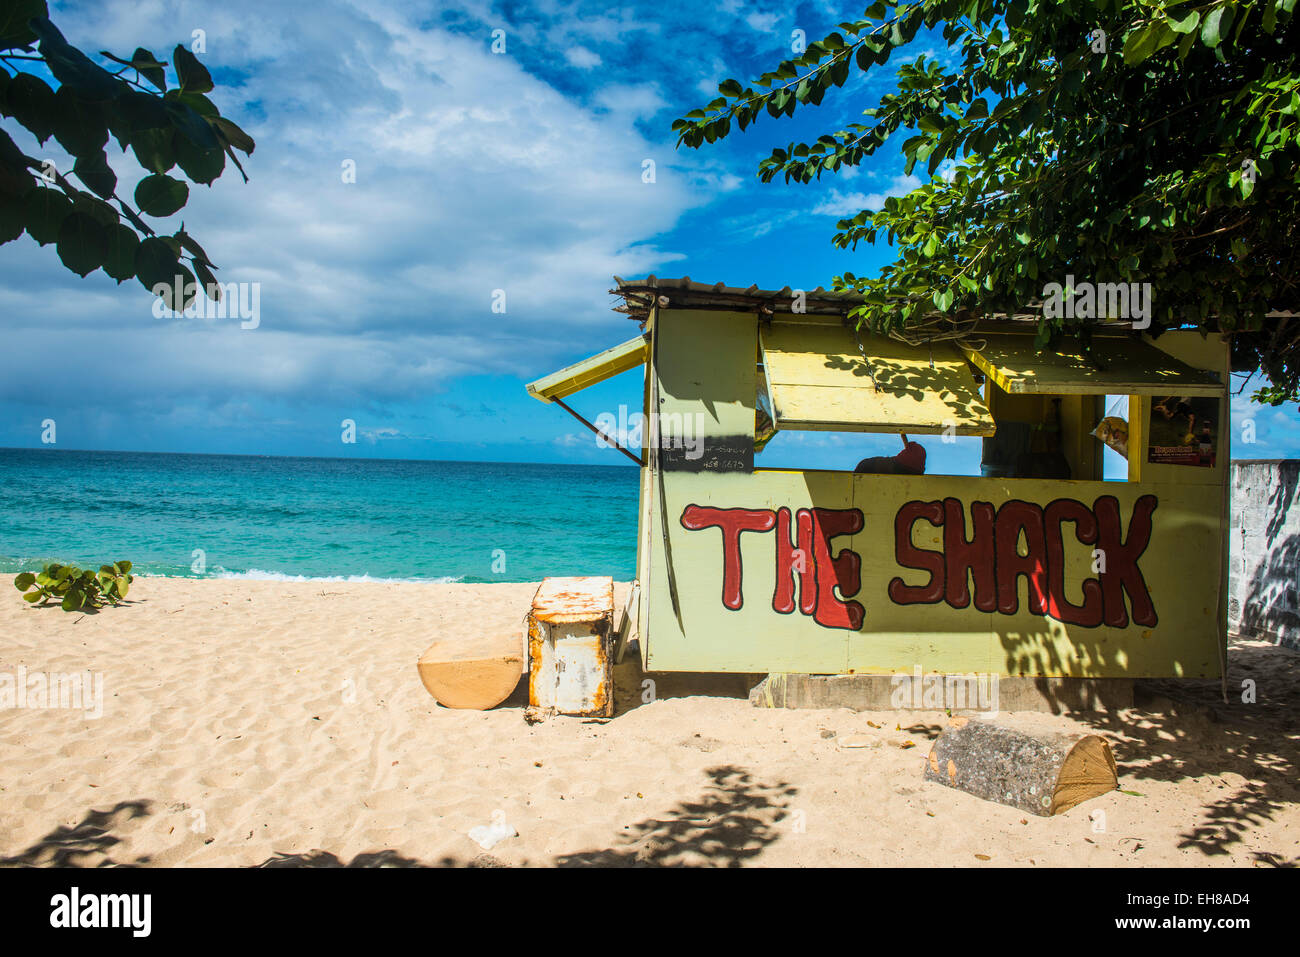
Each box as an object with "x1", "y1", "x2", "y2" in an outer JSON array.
[{"x1": 1, "y1": 576, "x2": 1297, "y2": 867}]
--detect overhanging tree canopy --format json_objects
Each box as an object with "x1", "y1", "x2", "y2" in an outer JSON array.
[
  {"x1": 0, "y1": 1, "x2": 254, "y2": 309},
  {"x1": 673, "y1": 0, "x2": 1300, "y2": 404}
]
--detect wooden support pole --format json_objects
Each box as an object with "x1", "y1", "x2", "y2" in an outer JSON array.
[{"x1": 552, "y1": 396, "x2": 643, "y2": 466}]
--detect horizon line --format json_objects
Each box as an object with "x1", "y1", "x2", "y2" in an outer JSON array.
[{"x1": 0, "y1": 446, "x2": 638, "y2": 468}]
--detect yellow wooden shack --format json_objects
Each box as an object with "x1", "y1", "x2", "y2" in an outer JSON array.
[{"x1": 526, "y1": 276, "x2": 1231, "y2": 680}]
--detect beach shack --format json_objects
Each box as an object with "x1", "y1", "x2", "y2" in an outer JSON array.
[{"x1": 525, "y1": 276, "x2": 1231, "y2": 681}]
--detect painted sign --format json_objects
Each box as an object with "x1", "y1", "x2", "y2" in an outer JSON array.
[
  {"x1": 644, "y1": 470, "x2": 1222, "y2": 677},
  {"x1": 681, "y1": 494, "x2": 1157, "y2": 633}
]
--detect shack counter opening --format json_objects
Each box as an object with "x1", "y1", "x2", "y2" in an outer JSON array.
[{"x1": 526, "y1": 277, "x2": 1231, "y2": 680}]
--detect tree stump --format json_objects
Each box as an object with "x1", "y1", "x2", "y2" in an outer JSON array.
[
  {"x1": 924, "y1": 717, "x2": 1117, "y2": 816},
  {"x1": 417, "y1": 630, "x2": 525, "y2": 710}
]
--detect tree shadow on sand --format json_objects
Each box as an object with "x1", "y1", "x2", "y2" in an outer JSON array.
[
  {"x1": 254, "y1": 765, "x2": 795, "y2": 868},
  {"x1": 554, "y1": 765, "x2": 797, "y2": 867},
  {"x1": 1076, "y1": 639, "x2": 1299, "y2": 865},
  {"x1": 0, "y1": 799, "x2": 154, "y2": 867}
]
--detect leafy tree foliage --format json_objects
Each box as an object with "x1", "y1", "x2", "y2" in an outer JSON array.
[
  {"x1": 674, "y1": 0, "x2": 1300, "y2": 404},
  {"x1": 0, "y1": 2, "x2": 254, "y2": 309}
]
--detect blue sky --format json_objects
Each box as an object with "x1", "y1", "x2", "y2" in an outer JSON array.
[{"x1": 1, "y1": 0, "x2": 1297, "y2": 471}]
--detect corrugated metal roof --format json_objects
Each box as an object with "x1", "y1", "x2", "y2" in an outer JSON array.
[
  {"x1": 611, "y1": 275, "x2": 862, "y2": 323},
  {"x1": 610, "y1": 275, "x2": 1298, "y2": 327}
]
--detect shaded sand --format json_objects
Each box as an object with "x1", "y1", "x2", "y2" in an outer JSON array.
[{"x1": 1, "y1": 577, "x2": 1297, "y2": 867}]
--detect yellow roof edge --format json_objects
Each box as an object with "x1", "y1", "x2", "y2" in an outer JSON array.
[
  {"x1": 958, "y1": 335, "x2": 1225, "y2": 397},
  {"x1": 526, "y1": 333, "x2": 649, "y2": 403},
  {"x1": 963, "y1": 346, "x2": 1017, "y2": 395}
]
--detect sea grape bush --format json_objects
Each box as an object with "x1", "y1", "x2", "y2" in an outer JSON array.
[{"x1": 13, "y1": 560, "x2": 133, "y2": 611}]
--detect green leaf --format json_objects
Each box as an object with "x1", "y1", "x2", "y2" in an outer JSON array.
[
  {"x1": 175, "y1": 91, "x2": 218, "y2": 117},
  {"x1": 13, "y1": 572, "x2": 35, "y2": 590},
  {"x1": 22, "y1": 590, "x2": 43, "y2": 603},
  {"x1": 1123, "y1": 22, "x2": 1167, "y2": 65},
  {"x1": 1168, "y1": 10, "x2": 1201, "y2": 34},
  {"x1": 115, "y1": 89, "x2": 169, "y2": 134},
  {"x1": 0, "y1": 0, "x2": 49, "y2": 51},
  {"x1": 22, "y1": 186, "x2": 71, "y2": 245},
  {"x1": 131, "y1": 47, "x2": 166, "y2": 91},
  {"x1": 193, "y1": 256, "x2": 220, "y2": 299},
  {"x1": 166, "y1": 99, "x2": 219, "y2": 149},
  {"x1": 72, "y1": 150, "x2": 116, "y2": 199},
  {"x1": 172, "y1": 44, "x2": 213, "y2": 94},
  {"x1": 130, "y1": 127, "x2": 176, "y2": 174},
  {"x1": 173, "y1": 226, "x2": 211, "y2": 264},
  {"x1": 102, "y1": 224, "x2": 137, "y2": 281},
  {"x1": 50, "y1": 87, "x2": 110, "y2": 157},
  {"x1": 134, "y1": 172, "x2": 188, "y2": 217},
  {"x1": 211, "y1": 117, "x2": 255, "y2": 155},
  {"x1": 55, "y1": 210, "x2": 108, "y2": 276},
  {"x1": 5, "y1": 72, "x2": 57, "y2": 143},
  {"x1": 1200, "y1": 5, "x2": 1233, "y2": 47},
  {"x1": 135, "y1": 237, "x2": 195, "y2": 309},
  {"x1": 134, "y1": 234, "x2": 179, "y2": 288},
  {"x1": 0, "y1": 128, "x2": 34, "y2": 199},
  {"x1": 174, "y1": 134, "x2": 224, "y2": 185},
  {"x1": 28, "y1": 16, "x2": 121, "y2": 101}
]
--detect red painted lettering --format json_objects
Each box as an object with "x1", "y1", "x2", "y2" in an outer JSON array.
[
  {"x1": 809, "y1": 507, "x2": 865, "y2": 630},
  {"x1": 773, "y1": 507, "x2": 816, "y2": 616},
  {"x1": 1044, "y1": 498, "x2": 1104, "y2": 627},
  {"x1": 680, "y1": 505, "x2": 775, "y2": 610},
  {"x1": 942, "y1": 498, "x2": 998, "y2": 612},
  {"x1": 994, "y1": 500, "x2": 1050, "y2": 616},
  {"x1": 888, "y1": 500, "x2": 945, "y2": 605},
  {"x1": 1094, "y1": 494, "x2": 1158, "y2": 628}
]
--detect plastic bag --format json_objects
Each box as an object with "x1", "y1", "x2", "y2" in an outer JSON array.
[{"x1": 1090, "y1": 397, "x2": 1129, "y2": 460}]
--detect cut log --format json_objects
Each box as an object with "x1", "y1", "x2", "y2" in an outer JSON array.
[
  {"x1": 924, "y1": 716, "x2": 1117, "y2": 816},
  {"x1": 417, "y1": 630, "x2": 525, "y2": 710}
]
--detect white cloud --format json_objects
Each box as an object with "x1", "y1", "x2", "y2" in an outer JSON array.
[
  {"x1": 564, "y1": 46, "x2": 602, "y2": 69},
  {"x1": 811, "y1": 174, "x2": 923, "y2": 217},
  {"x1": 0, "y1": 0, "x2": 717, "y2": 410},
  {"x1": 594, "y1": 82, "x2": 669, "y2": 119}
]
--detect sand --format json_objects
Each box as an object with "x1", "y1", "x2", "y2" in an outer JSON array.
[{"x1": 1, "y1": 576, "x2": 1297, "y2": 867}]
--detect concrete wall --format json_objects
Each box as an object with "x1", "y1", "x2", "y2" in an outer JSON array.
[{"x1": 1229, "y1": 460, "x2": 1300, "y2": 650}]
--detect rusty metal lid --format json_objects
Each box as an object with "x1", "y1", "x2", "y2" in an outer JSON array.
[{"x1": 531, "y1": 576, "x2": 614, "y2": 623}]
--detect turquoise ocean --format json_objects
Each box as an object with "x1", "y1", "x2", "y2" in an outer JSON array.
[{"x1": 0, "y1": 449, "x2": 639, "y2": 583}]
